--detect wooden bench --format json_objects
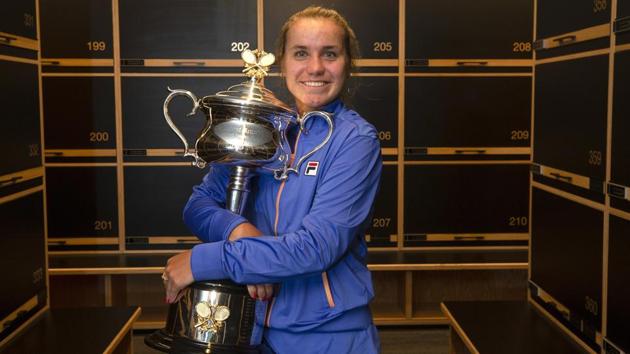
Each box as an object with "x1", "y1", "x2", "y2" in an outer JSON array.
[
  {"x1": 1, "y1": 306, "x2": 140, "y2": 354},
  {"x1": 49, "y1": 250, "x2": 528, "y2": 328},
  {"x1": 441, "y1": 301, "x2": 595, "y2": 354}
]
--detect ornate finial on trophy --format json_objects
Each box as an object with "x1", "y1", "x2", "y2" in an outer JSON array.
[{"x1": 241, "y1": 49, "x2": 275, "y2": 82}]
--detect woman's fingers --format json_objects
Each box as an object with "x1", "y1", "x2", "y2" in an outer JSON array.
[
  {"x1": 247, "y1": 284, "x2": 275, "y2": 301},
  {"x1": 163, "y1": 250, "x2": 195, "y2": 303}
]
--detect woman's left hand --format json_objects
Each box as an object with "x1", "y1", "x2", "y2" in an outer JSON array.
[{"x1": 163, "y1": 250, "x2": 195, "y2": 303}]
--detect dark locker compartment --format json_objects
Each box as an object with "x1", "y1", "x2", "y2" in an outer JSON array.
[
  {"x1": 264, "y1": 0, "x2": 398, "y2": 60},
  {"x1": 536, "y1": 0, "x2": 610, "y2": 40},
  {"x1": 606, "y1": 214, "x2": 630, "y2": 354},
  {"x1": 404, "y1": 164, "x2": 530, "y2": 246},
  {"x1": 534, "y1": 0, "x2": 611, "y2": 58},
  {"x1": 122, "y1": 76, "x2": 237, "y2": 162},
  {"x1": 0, "y1": 59, "x2": 41, "y2": 176},
  {"x1": 46, "y1": 167, "x2": 118, "y2": 249},
  {"x1": 348, "y1": 76, "x2": 398, "y2": 150},
  {"x1": 119, "y1": 0, "x2": 256, "y2": 60},
  {"x1": 124, "y1": 166, "x2": 207, "y2": 250},
  {"x1": 533, "y1": 54, "x2": 608, "y2": 183},
  {"x1": 366, "y1": 164, "x2": 397, "y2": 247},
  {"x1": 405, "y1": 0, "x2": 532, "y2": 61},
  {"x1": 264, "y1": 76, "x2": 399, "y2": 151},
  {"x1": 530, "y1": 187, "x2": 602, "y2": 344},
  {"x1": 0, "y1": 1, "x2": 37, "y2": 40},
  {"x1": 43, "y1": 76, "x2": 116, "y2": 157},
  {"x1": 610, "y1": 50, "x2": 630, "y2": 211},
  {"x1": 39, "y1": 0, "x2": 113, "y2": 59},
  {"x1": 0, "y1": 191, "x2": 46, "y2": 342},
  {"x1": 405, "y1": 76, "x2": 531, "y2": 158},
  {"x1": 616, "y1": 1, "x2": 630, "y2": 45}
]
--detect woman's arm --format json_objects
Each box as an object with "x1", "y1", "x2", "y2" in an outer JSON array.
[
  {"x1": 191, "y1": 133, "x2": 382, "y2": 283},
  {"x1": 182, "y1": 165, "x2": 249, "y2": 243}
]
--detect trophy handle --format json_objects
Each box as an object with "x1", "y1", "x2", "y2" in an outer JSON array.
[
  {"x1": 163, "y1": 88, "x2": 207, "y2": 168},
  {"x1": 274, "y1": 111, "x2": 334, "y2": 180}
]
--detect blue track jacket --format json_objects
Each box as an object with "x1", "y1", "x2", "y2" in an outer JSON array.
[{"x1": 184, "y1": 99, "x2": 382, "y2": 353}]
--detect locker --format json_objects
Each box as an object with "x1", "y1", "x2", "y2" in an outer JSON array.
[
  {"x1": 536, "y1": 0, "x2": 610, "y2": 41},
  {"x1": 405, "y1": 0, "x2": 532, "y2": 61},
  {"x1": 40, "y1": 0, "x2": 113, "y2": 59},
  {"x1": 405, "y1": 76, "x2": 531, "y2": 159},
  {"x1": 0, "y1": 59, "x2": 41, "y2": 177},
  {"x1": 119, "y1": 0, "x2": 256, "y2": 60},
  {"x1": 606, "y1": 214, "x2": 630, "y2": 354},
  {"x1": 610, "y1": 50, "x2": 630, "y2": 212},
  {"x1": 348, "y1": 77, "x2": 398, "y2": 150},
  {"x1": 404, "y1": 164, "x2": 529, "y2": 246},
  {"x1": 530, "y1": 187, "x2": 602, "y2": 344},
  {"x1": 124, "y1": 166, "x2": 207, "y2": 250},
  {"x1": 616, "y1": 1, "x2": 630, "y2": 45},
  {"x1": 534, "y1": 55, "x2": 608, "y2": 183},
  {"x1": 46, "y1": 167, "x2": 118, "y2": 250},
  {"x1": 365, "y1": 164, "x2": 397, "y2": 247},
  {"x1": 43, "y1": 77, "x2": 116, "y2": 160},
  {"x1": 264, "y1": 76, "x2": 398, "y2": 151},
  {"x1": 122, "y1": 76, "x2": 236, "y2": 162},
  {"x1": 264, "y1": 0, "x2": 398, "y2": 60},
  {"x1": 0, "y1": 1, "x2": 37, "y2": 40},
  {"x1": 0, "y1": 191, "x2": 46, "y2": 342}
]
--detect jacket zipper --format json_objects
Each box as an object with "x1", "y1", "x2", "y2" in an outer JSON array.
[{"x1": 265, "y1": 130, "x2": 302, "y2": 327}]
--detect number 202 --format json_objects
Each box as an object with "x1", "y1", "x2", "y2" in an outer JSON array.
[{"x1": 231, "y1": 42, "x2": 250, "y2": 52}]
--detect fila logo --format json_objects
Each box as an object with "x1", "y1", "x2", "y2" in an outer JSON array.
[{"x1": 305, "y1": 161, "x2": 319, "y2": 176}]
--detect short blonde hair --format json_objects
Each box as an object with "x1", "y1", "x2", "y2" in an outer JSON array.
[{"x1": 275, "y1": 6, "x2": 360, "y2": 80}]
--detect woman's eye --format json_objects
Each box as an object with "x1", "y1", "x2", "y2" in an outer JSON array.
[
  {"x1": 294, "y1": 50, "x2": 308, "y2": 58},
  {"x1": 323, "y1": 51, "x2": 338, "y2": 59}
]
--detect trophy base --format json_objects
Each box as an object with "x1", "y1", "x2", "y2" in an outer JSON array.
[
  {"x1": 145, "y1": 328, "x2": 174, "y2": 352},
  {"x1": 170, "y1": 336, "x2": 260, "y2": 354}
]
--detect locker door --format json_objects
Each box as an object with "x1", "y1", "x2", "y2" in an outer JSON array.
[
  {"x1": 536, "y1": 0, "x2": 610, "y2": 40},
  {"x1": 531, "y1": 187, "x2": 602, "y2": 345},
  {"x1": 534, "y1": 55, "x2": 608, "y2": 185},
  {"x1": 405, "y1": 76, "x2": 531, "y2": 159},
  {"x1": 40, "y1": 0, "x2": 113, "y2": 59},
  {"x1": 404, "y1": 164, "x2": 530, "y2": 246},
  {"x1": 606, "y1": 214, "x2": 630, "y2": 354},
  {"x1": 0, "y1": 0, "x2": 37, "y2": 40},
  {"x1": 406, "y1": 0, "x2": 532, "y2": 61},
  {"x1": 0, "y1": 59, "x2": 41, "y2": 176},
  {"x1": 610, "y1": 50, "x2": 630, "y2": 212},
  {"x1": 46, "y1": 167, "x2": 118, "y2": 251},
  {"x1": 264, "y1": 0, "x2": 399, "y2": 61},
  {"x1": 119, "y1": 0, "x2": 256, "y2": 60},
  {"x1": 616, "y1": 1, "x2": 630, "y2": 45},
  {"x1": 0, "y1": 191, "x2": 46, "y2": 342},
  {"x1": 366, "y1": 164, "x2": 397, "y2": 247},
  {"x1": 124, "y1": 166, "x2": 207, "y2": 250},
  {"x1": 43, "y1": 76, "x2": 116, "y2": 162}
]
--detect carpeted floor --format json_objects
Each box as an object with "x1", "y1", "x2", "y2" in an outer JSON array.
[{"x1": 134, "y1": 326, "x2": 450, "y2": 354}]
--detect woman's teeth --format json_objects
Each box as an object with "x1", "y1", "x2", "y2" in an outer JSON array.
[{"x1": 303, "y1": 81, "x2": 325, "y2": 87}]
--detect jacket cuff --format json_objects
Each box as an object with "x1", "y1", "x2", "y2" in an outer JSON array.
[{"x1": 191, "y1": 241, "x2": 228, "y2": 281}]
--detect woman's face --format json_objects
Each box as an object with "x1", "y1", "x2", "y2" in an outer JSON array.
[{"x1": 281, "y1": 17, "x2": 348, "y2": 113}]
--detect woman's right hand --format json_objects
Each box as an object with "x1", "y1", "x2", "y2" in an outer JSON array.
[{"x1": 229, "y1": 223, "x2": 275, "y2": 301}]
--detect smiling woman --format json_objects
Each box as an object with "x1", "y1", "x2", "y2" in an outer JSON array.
[
  {"x1": 275, "y1": 6, "x2": 361, "y2": 112},
  {"x1": 280, "y1": 18, "x2": 347, "y2": 113},
  {"x1": 162, "y1": 6, "x2": 382, "y2": 354}
]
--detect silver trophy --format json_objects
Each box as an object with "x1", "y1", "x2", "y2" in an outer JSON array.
[{"x1": 145, "y1": 49, "x2": 333, "y2": 353}]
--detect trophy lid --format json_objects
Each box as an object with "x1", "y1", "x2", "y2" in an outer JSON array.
[{"x1": 201, "y1": 49, "x2": 293, "y2": 116}]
